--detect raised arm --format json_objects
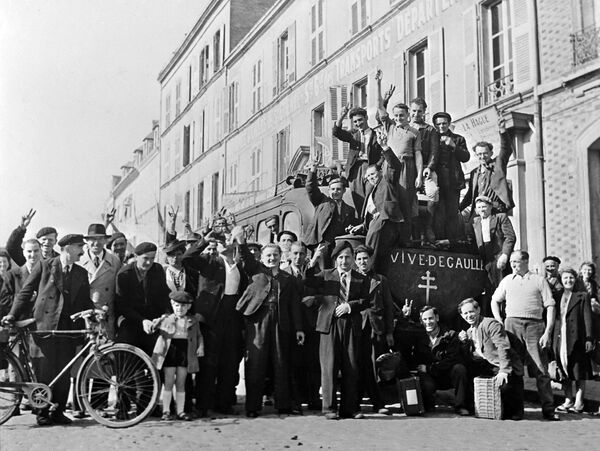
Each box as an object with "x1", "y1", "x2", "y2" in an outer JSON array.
[
  {"x1": 305, "y1": 160, "x2": 326, "y2": 207},
  {"x1": 497, "y1": 117, "x2": 513, "y2": 170}
]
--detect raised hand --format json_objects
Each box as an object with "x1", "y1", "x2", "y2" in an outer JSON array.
[
  {"x1": 402, "y1": 298, "x2": 413, "y2": 318},
  {"x1": 376, "y1": 129, "x2": 388, "y2": 148},
  {"x1": 20, "y1": 209, "x2": 36, "y2": 228},
  {"x1": 383, "y1": 84, "x2": 396, "y2": 103},
  {"x1": 374, "y1": 68, "x2": 383, "y2": 81},
  {"x1": 105, "y1": 208, "x2": 116, "y2": 227}
]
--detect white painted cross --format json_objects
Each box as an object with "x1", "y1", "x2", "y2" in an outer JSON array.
[{"x1": 417, "y1": 270, "x2": 438, "y2": 305}]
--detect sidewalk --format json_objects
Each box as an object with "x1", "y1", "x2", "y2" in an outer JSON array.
[{"x1": 524, "y1": 377, "x2": 600, "y2": 412}]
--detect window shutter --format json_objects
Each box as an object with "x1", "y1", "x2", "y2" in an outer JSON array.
[
  {"x1": 351, "y1": 2, "x2": 358, "y2": 34},
  {"x1": 274, "y1": 132, "x2": 280, "y2": 184},
  {"x1": 192, "y1": 57, "x2": 199, "y2": 97},
  {"x1": 222, "y1": 23, "x2": 227, "y2": 63},
  {"x1": 273, "y1": 40, "x2": 279, "y2": 96},
  {"x1": 428, "y1": 28, "x2": 445, "y2": 117},
  {"x1": 199, "y1": 52, "x2": 205, "y2": 89},
  {"x1": 329, "y1": 86, "x2": 339, "y2": 164},
  {"x1": 462, "y1": 6, "x2": 479, "y2": 111},
  {"x1": 224, "y1": 86, "x2": 230, "y2": 134},
  {"x1": 511, "y1": 0, "x2": 532, "y2": 92},
  {"x1": 360, "y1": 0, "x2": 367, "y2": 29},
  {"x1": 288, "y1": 22, "x2": 297, "y2": 83},
  {"x1": 340, "y1": 85, "x2": 349, "y2": 160}
]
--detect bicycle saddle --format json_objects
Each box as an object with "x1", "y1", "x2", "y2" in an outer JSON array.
[{"x1": 15, "y1": 318, "x2": 36, "y2": 328}]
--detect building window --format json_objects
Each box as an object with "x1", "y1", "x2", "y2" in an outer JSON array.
[
  {"x1": 275, "y1": 127, "x2": 290, "y2": 182},
  {"x1": 408, "y1": 43, "x2": 427, "y2": 100},
  {"x1": 213, "y1": 29, "x2": 221, "y2": 73},
  {"x1": 310, "y1": 0, "x2": 325, "y2": 65},
  {"x1": 183, "y1": 124, "x2": 191, "y2": 167},
  {"x1": 274, "y1": 23, "x2": 296, "y2": 95},
  {"x1": 352, "y1": 77, "x2": 368, "y2": 108},
  {"x1": 197, "y1": 181, "x2": 204, "y2": 225},
  {"x1": 252, "y1": 60, "x2": 262, "y2": 113},
  {"x1": 200, "y1": 109, "x2": 206, "y2": 153},
  {"x1": 175, "y1": 80, "x2": 181, "y2": 117},
  {"x1": 228, "y1": 81, "x2": 239, "y2": 132},
  {"x1": 199, "y1": 45, "x2": 209, "y2": 88},
  {"x1": 483, "y1": 0, "x2": 514, "y2": 104},
  {"x1": 211, "y1": 172, "x2": 220, "y2": 214},
  {"x1": 312, "y1": 104, "x2": 325, "y2": 161},
  {"x1": 184, "y1": 190, "x2": 191, "y2": 223},
  {"x1": 165, "y1": 93, "x2": 171, "y2": 127},
  {"x1": 229, "y1": 161, "x2": 238, "y2": 190},
  {"x1": 278, "y1": 31, "x2": 289, "y2": 90},
  {"x1": 251, "y1": 148, "x2": 262, "y2": 191},
  {"x1": 351, "y1": 0, "x2": 367, "y2": 35}
]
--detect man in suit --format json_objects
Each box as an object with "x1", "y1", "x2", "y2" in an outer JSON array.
[
  {"x1": 236, "y1": 236, "x2": 304, "y2": 417},
  {"x1": 182, "y1": 230, "x2": 248, "y2": 416},
  {"x1": 467, "y1": 196, "x2": 516, "y2": 314},
  {"x1": 459, "y1": 117, "x2": 514, "y2": 219},
  {"x1": 5, "y1": 209, "x2": 59, "y2": 266},
  {"x1": 304, "y1": 241, "x2": 370, "y2": 420},
  {"x1": 349, "y1": 132, "x2": 404, "y2": 273},
  {"x1": 332, "y1": 105, "x2": 383, "y2": 213},
  {"x1": 432, "y1": 112, "x2": 471, "y2": 240},
  {"x1": 2, "y1": 234, "x2": 93, "y2": 426},
  {"x1": 354, "y1": 245, "x2": 394, "y2": 415},
  {"x1": 78, "y1": 224, "x2": 121, "y2": 339},
  {"x1": 114, "y1": 242, "x2": 170, "y2": 356},
  {"x1": 303, "y1": 160, "x2": 357, "y2": 268},
  {"x1": 458, "y1": 298, "x2": 525, "y2": 420}
]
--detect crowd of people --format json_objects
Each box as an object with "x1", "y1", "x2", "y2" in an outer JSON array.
[{"x1": 1, "y1": 68, "x2": 599, "y2": 427}]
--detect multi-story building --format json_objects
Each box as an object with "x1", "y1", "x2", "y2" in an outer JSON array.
[{"x1": 149, "y1": 0, "x2": 599, "y2": 267}]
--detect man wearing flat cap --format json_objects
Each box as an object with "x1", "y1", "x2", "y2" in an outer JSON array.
[
  {"x1": 5, "y1": 209, "x2": 59, "y2": 266},
  {"x1": 304, "y1": 241, "x2": 370, "y2": 419},
  {"x1": 303, "y1": 159, "x2": 358, "y2": 268},
  {"x1": 78, "y1": 224, "x2": 121, "y2": 339},
  {"x1": 2, "y1": 234, "x2": 93, "y2": 426},
  {"x1": 432, "y1": 112, "x2": 470, "y2": 240},
  {"x1": 332, "y1": 104, "x2": 383, "y2": 213},
  {"x1": 115, "y1": 242, "x2": 170, "y2": 356},
  {"x1": 542, "y1": 256, "x2": 563, "y2": 296}
]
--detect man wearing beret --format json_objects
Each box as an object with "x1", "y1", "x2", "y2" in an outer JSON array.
[
  {"x1": 542, "y1": 256, "x2": 563, "y2": 297},
  {"x1": 115, "y1": 242, "x2": 170, "y2": 356},
  {"x1": 5, "y1": 209, "x2": 59, "y2": 266},
  {"x1": 332, "y1": 104, "x2": 383, "y2": 213},
  {"x1": 303, "y1": 159, "x2": 358, "y2": 268},
  {"x1": 2, "y1": 234, "x2": 93, "y2": 426},
  {"x1": 432, "y1": 112, "x2": 470, "y2": 240},
  {"x1": 304, "y1": 241, "x2": 370, "y2": 419}
]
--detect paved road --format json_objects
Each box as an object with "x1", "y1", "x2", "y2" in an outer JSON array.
[{"x1": 2, "y1": 403, "x2": 599, "y2": 451}]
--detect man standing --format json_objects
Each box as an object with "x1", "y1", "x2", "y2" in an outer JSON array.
[
  {"x1": 303, "y1": 160, "x2": 357, "y2": 267},
  {"x1": 542, "y1": 256, "x2": 563, "y2": 296},
  {"x1": 354, "y1": 245, "x2": 394, "y2": 415},
  {"x1": 491, "y1": 250, "x2": 559, "y2": 420},
  {"x1": 432, "y1": 112, "x2": 470, "y2": 239},
  {"x1": 277, "y1": 230, "x2": 298, "y2": 269},
  {"x1": 459, "y1": 117, "x2": 514, "y2": 219},
  {"x1": 6, "y1": 210, "x2": 59, "y2": 266},
  {"x1": 2, "y1": 234, "x2": 93, "y2": 426},
  {"x1": 106, "y1": 232, "x2": 129, "y2": 264},
  {"x1": 332, "y1": 105, "x2": 382, "y2": 213},
  {"x1": 78, "y1": 224, "x2": 121, "y2": 339},
  {"x1": 305, "y1": 241, "x2": 370, "y2": 420}
]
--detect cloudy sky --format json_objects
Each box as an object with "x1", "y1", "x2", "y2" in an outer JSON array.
[{"x1": 0, "y1": 0, "x2": 207, "y2": 241}]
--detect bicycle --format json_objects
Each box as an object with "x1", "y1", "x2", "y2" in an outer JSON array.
[{"x1": 0, "y1": 309, "x2": 160, "y2": 428}]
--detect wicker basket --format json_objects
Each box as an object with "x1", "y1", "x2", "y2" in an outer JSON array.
[{"x1": 474, "y1": 376, "x2": 502, "y2": 420}]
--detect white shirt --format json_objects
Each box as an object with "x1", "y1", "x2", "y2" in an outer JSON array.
[
  {"x1": 360, "y1": 128, "x2": 372, "y2": 160},
  {"x1": 222, "y1": 257, "x2": 241, "y2": 295},
  {"x1": 481, "y1": 216, "x2": 491, "y2": 243}
]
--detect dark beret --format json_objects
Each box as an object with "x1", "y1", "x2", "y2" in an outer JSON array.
[
  {"x1": 331, "y1": 240, "x2": 353, "y2": 260},
  {"x1": 432, "y1": 112, "x2": 452, "y2": 123},
  {"x1": 169, "y1": 290, "x2": 193, "y2": 304},
  {"x1": 106, "y1": 232, "x2": 126, "y2": 249},
  {"x1": 277, "y1": 230, "x2": 298, "y2": 242},
  {"x1": 36, "y1": 227, "x2": 58, "y2": 239},
  {"x1": 348, "y1": 107, "x2": 367, "y2": 118},
  {"x1": 134, "y1": 242, "x2": 157, "y2": 255},
  {"x1": 57, "y1": 234, "x2": 84, "y2": 247},
  {"x1": 246, "y1": 242, "x2": 262, "y2": 251},
  {"x1": 164, "y1": 240, "x2": 186, "y2": 255},
  {"x1": 475, "y1": 195, "x2": 493, "y2": 205},
  {"x1": 543, "y1": 256, "x2": 561, "y2": 265},
  {"x1": 354, "y1": 244, "x2": 373, "y2": 256}
]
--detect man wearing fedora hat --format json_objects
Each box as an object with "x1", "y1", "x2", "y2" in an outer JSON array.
[
  {"x1": 3, "y1": 234, "x2": 93, "y2": 426},
  {"x1": 432, "y1": 111, "x2": 471, "y2": 240},
  {"x1": 78, "y1": 224, "x2": 122, "y2": 339}
]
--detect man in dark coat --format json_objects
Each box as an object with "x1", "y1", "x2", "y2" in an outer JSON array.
[
  {"x1": 2, "y1": 234, "x2": 93, "y2": 426},
  {"x1": 304, "y1": 241, "x2": 370, "y2": 420},
  {"x1": 332, "y1": 105, "x2": 383, "y2": 213},
  {"x1": 5, "y1": 209, "x2": 59, "y2": 266},
  {"x1": 432, "y1": 112, "x2": 471, "y2": 239},
  {"x1": 114, "y1": 242, "x2": 170, "y2": 355}
]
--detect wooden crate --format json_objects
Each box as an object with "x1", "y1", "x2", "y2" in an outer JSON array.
[{"x1": 474, "y1": 376, "x2": 502, "y2": 420}]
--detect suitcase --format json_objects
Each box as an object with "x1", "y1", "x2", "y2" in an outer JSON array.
[{"x1": 397, "y1": 376, "x2": 425, "y2": 416}]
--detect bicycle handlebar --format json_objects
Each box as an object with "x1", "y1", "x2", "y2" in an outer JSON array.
[{"x1": 70, "y1": 306, "x2": 109, "y2": 322}]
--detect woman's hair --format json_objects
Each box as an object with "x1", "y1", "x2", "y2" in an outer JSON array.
[
  {"x1": 559, "y1": 267, "x2": 578, "y2": 279},
  {"x1": 579, "y1": 261, "x2": 597, "y2": 278}
]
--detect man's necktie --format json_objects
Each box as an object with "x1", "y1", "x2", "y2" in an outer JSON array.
[
  {"x1": 339, "y1": 272, "x2": 348, "y2": 303},
  {"x1": 94, "y1": 256, "x2": 100, "y2": 268}
]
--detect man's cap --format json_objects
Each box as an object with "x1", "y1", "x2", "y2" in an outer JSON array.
[
  {"x1": 246, "y1": 242, "x2": 262, "y2": 251},
  {"x1": 354, "y1": 244, "x2": 373, "y2": 256},
  {"x1": 57, "y1": 234, "x2": 85, "y2": 247},
  {"x1": 134, "y1": 242, "x2": 157, "y2": 255},
  {"x1": 106, "y1": 232, "x2": 126, "y2": 249},
  {"x1": 331, "y1": 240, "x2": 353, "y2": 260},
  {"x1": 36, "y1": 227, "x2": 58, "y2": 239},
  {"x1": 432, "y1": 112, "x2": 452, "y2": 123},
  {"x1": 84, "y1": 223, "x2": 110, "y2": 239},
  {"x1": 328, "y1": 176, "x2": 348, "y2": 188},
  {"x1": 164, "y1": 240, "x2": 186, "y2": 255},
  {"x1": 475, "y1": 195, "x2": 493, "y2": 205},
  {"x1": 348, "y1": 107, "x2": 367, "y2": 118},
  {"x1": 277, "y1": 230, "x2": 298, "y2": 242},
  {"x1": 543, "y1": 256, "x2": 562, "y2": 265},
  {"x1": 169, "y1": 290, "x2": 194, "y2": 304}
]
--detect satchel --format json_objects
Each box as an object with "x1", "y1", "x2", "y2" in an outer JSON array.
[{"x1": 548, "y1": 360, "x2": 565, "y2": 382}]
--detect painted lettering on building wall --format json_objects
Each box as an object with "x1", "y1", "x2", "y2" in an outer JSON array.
[
  {"x1": 395, "y1": 0, "x2": 457, "y2": 41},
  {"x1": 390, "y1": 249, "x2": 485, "y2": 271}
]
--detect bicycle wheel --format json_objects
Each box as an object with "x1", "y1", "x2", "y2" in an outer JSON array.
[
  {"x1": 0, "y1": 348, "x2": 26, "y2": 425},
  {"x1": 76, "y1": 343, "x2": 160, "y2": 428}
]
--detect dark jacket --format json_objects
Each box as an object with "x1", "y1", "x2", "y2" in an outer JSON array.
[
  {"x1": 415, "y1": 123, "x2": 439, "y2": 171},
  {"x1": 303, "y1": 170, "x2": 357, "y2": 246},
  {"x1": 361, "y1": 271, "x2": 395, "y2": 337},
  {"x1": 9, "y1": 257, "x2": 93, "y2": 331},
  {"x1": 0, "y1": 266, "x2": 35, "y2": 318},
  {"x1": 468, "y1": 213, "x2": 516, "y2": 263},
  {"x1": 552, "y1": 291, "x2": 593, "y2": 359},
  {"x1": 426, "y1": 327, "x2": 467, "y2": 377},
  {"x1": 304, "y1": 268, "x2": 370, "y2": 334},
  {"x1": 361, "y1": 147, "x2": 404, "y2": 224},
  {"x1": 6, "y1": 226, "x2": 59, "y2": 267},
  {"x1": 437, "y1": 130, "x2": 470, "y2": 189},
  {"x1": 332, "y1": 124, "x2": 382, "y2": 182}
]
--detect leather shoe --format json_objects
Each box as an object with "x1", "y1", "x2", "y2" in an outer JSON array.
[
  {"x1": 36, "y1": 415, "x2": 53, "y2": 426},
  {"x1": 72, "y1": 410, "x2": 88, "y2": 419},
  {"x1": 377, "y1": 408, "x2": 391, "y2": 415},
  {"x1": 353, "y1": 412, "x2": 365, "y2": 419},
  {"x1": 51, "y1": 411, "x2": 73, "y2": 425},
  {"x1": 324, "y1": 412, "x2": 339, "y2": 420},
  {"x1": 543, "y1": 412, "x2": 560, "y2": 421}
]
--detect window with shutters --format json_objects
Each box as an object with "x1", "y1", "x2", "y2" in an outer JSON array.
[
  {"x1": 274, "y1": 23, "x2": 296, "y2": 95},
  {"x1": 197, "y1": 181, "x2": 204, "y2": 225},
  {"x1": 329, "y1": 86, "x2": 350, "y2": 163},
  {"x1": 351, "y1": 0, "x2": 368, "y2": 35},
  {"x1": 252, "y1": 60, "x2": 262, "y2": 113},
  {"x1": 165, "y1": 93, "x2": 171, "y2": 127},
  {"x1": 482, "y1": 0, "x2": 514, "y2": 105},
  {"x1": 352, "y1": 77, "x2": 368, "y2": 108},
  {"x1": 199, "y1": 46, "x2": 210, "y2": 88},
  {"x1": 183, "y1": 125, "x2": 191, "y2": 167},
  {"x1": 571, "y1": 0, "x2": 600, "y2": 65},
  {"x1": 251, "y1": 148, "x2": 262, "y2": 191},
  {"x1": 408, "y1": 43, "x2": 427, "y2": 101},
  {"x1": 312, "y1": 104, "x2": 325, "y2": 161},
  {"x1": 184, "y1": 190, "x2": 191, "y2": 223},
  {"x1": 310, "y1": 0, "x2": 325, "y2": 66},
  {"x1": 228, "y1": 161, "x2": 238, "y2": 190},
  {"x1": 199, "y1": 109, "x2": 206, "y2": 154},
  {"x1": 211, "y1": 172, "x2": 220, "y2": 215},
  {"x1": 213, "y1": 29, "x2": 221, "y2": 73},
  {"x1": 278, "y1": 31, "x2": 290, "y2": 90},
  {"x1": 228, "y1": 81, "x2": 239, "y2": 131},
  {"x1": 175, "y1": 80, "x2": 181, "y2": 117}
]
